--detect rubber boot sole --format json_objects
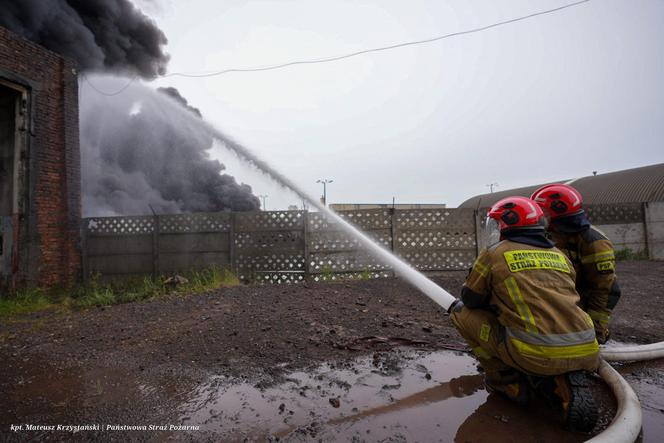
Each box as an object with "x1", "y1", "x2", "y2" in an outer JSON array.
[{"x1": 557, "y1": 371, "x2": 598, "y2": 433}]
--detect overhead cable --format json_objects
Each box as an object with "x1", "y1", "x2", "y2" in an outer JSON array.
[{"x1": 164, "y1": 0, "x2": 593, "y2": 79}]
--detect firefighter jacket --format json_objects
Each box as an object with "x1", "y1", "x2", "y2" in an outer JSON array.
[
  {"x1": 549, "y1": 226, "x2": 620, "y2": 340},
  {"x1": 461, "y1": 239, "x2": 600, "y2": 375}
]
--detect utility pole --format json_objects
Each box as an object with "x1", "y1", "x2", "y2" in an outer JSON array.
[
  {"x1": 486, "y1": 182, "x2": 499, "y2": 193},
  {"x1": 258, "y1": 194, "x2": 268, "y2": 210},
  {"x1": 316, "y1": 179, "x2": 333, "y2": 206}
]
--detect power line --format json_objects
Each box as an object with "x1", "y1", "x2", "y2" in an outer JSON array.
[
  {"x1": 81, "y1": 73, "x2": 138, "y2": 96},
  {"x1": 164, "y1": 0, "x2": 592, "y2": 79},
  {"x1": 82, "y1": 0, "x2": 593, "y2": 95}
]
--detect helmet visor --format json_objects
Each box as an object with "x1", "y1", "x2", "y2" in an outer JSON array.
[{"x1": 484, "y1": 217, "x2": 501, "y2": 248}]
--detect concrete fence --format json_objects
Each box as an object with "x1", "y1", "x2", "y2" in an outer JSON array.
[
  {"x1": 586, "y1": 202, "x2": 664, "y2": 259},
  {"x1": 81, "y1": 202, "x2": 664, "y2": 283}
]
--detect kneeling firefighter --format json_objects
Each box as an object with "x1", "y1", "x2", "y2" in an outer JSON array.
[
  {"x1": 449, "y1": 196, "x2": 600, "y2": 431},
  {"x1": 531, "y1": 183, "x2": 620, "y2": 344}
]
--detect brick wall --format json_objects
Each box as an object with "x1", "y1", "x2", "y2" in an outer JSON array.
[{"x1": 0, "y1": 26, "x2": 81, "y2": 289}]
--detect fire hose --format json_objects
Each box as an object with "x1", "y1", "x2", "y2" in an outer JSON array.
[
  {"x1": 397, "y1": 270, "x2": 659, "y2": 443},
  {"x1": 290, "y1": 199, "x2": 656, "y2": 443},
  {"x1": 586, "y1": 342, "x2": 664, "y2": 443},
  {"x1": 178, "y1": 90, "x2": 659, "y2": 443}
]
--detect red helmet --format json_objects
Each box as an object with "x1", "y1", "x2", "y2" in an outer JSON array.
[
  {"x1": 488, "y1": 196, "x2": 544, "y2": 232},
  {"x1": 530, "y1": 183, "x2": 583, "y2": 220}
]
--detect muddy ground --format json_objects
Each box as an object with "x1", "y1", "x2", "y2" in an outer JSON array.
[{"x1": 1, "y1": 261, "x2": 663, "y2": 442}]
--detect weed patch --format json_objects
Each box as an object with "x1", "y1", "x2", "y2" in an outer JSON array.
[
  {"x1": 0, "y1": 267, "x2": 239, "y2": 317},
  {"x1": 0, "y1": 289, "x2": 53, "y2": 317}
]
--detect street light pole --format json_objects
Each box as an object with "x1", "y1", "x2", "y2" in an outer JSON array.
[
  {"x1": 316, "y1": 179, "x2": 333, "y2": 206},
  {"x1": 258, "y1": 194, "x2": 268, "y2": 210},
  {"x1": 486, "y1": 182, "x2": 499, "y2": 193}
]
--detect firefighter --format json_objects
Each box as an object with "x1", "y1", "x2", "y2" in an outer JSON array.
[
  {"x1": 531, "y1": 183, "x2": 620, "y2": 344},
  {"x1": 448, "y1": 196, "x2": 600, "y2": 431}
]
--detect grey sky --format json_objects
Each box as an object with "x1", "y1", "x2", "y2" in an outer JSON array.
[{"x1": 134, "y1": 0, "x2": 664, "y2": 209}]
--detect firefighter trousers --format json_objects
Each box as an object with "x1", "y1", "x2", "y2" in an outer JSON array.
[{"x1": 450, "y1": 304, "x2": 523, "y2": 382}]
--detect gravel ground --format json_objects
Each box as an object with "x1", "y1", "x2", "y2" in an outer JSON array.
[{"x1": 1, "y1": 261, "x2": 663, "y2": 442}]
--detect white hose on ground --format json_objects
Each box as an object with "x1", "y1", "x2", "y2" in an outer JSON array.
[
  {"x1": 600, "y1": 342, "x2": 664, "y2": 362},
  {"x1": 585, "y1": 360, "x2": 642, "y2": 443},
  {"x1": 585, "y1": 341, "x2": 664, "y2": 442}
]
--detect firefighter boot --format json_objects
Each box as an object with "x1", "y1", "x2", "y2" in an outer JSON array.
[
  {"x1": 553, "y1": 371, "x2": 598, "y2": 432},
  {"x1": 484, "y1": 368, "x2": 529, "y2": 406}
]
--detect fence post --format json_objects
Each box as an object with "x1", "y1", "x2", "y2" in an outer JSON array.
[
  {"x1": 389, "y1": 208, "x2": 396, "y2": 253},
  {"x1": 81, "y1": 220, "x2": 89, "y2": 282},
  {"x1": 390, "y1": 208, "x2": 397, "y2": 277},
  {"x1": 229, "y1": 212, "x2": 236, "y2": 276},
  {"x1": 152, "y1": 214, "x2": 160, "y2": 279},
  {"x1": 303, "y1": 210, "x2": 310, "y2": 281},
  {"x1": 642, "y1": 202, "x2": 651, "y2": 259}
]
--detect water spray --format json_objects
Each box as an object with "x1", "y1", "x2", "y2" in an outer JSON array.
[
  {"x1": 84, "y1": 76, "x2": 662, "y2": 443},
  {"x1": 202, "y1": 127, "x2": 458, "y2": 311},
  {"x1": 201, "y1": 96, "x2": 664, "y2": 443}
]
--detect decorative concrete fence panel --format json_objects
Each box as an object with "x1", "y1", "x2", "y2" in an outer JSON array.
[
  {"x1": 84, "y1": 216, "x2": 155, "y2": 279},
  {"x1": 157, "y1": 213, "x2": 232, "y2": 274},
  {"x1": 82, "y1": 202, "x2": 660, "y2": 283},
  {"x1": 308, "y1": 209, "x2": 393, "y2": 281},
  {"x1": 234, "y1": 211, "x2": 306, "y2": 284},
  {"x1": 586, "y1": 203, "x2": 647, "y2": 256},
  {"x1": 393, "y1": 208, "x2": 477, "y2": 272},
  {"x1": 645, "y1": 202, "x2": 664, "y2": 260}
]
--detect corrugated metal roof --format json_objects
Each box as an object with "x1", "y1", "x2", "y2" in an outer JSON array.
[{"x1": 458, "y1": 163, "x2": 664, "y2": 208}]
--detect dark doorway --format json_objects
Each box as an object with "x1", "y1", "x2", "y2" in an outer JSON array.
[{"x1": 0, "y1": 83, "x2": 21, "y2": 282}]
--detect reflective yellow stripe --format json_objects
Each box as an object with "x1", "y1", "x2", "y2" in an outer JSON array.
[
  {"x1": 504, "y1": 277, "x2": 538, "y2": 334},
  {"x1": 474, "y1": 260, "x2": 490, "y2": 277},
  {"x1": 503, "y1": 249, "x2": 570, "y2": 273},
  {"x1": 510, "y1": 338, "x2": 599, "y2": 359},
  {"x1": 480, "y1": 324, "x2": 491, "y2": 342},
  {"x1": 472, "y1": 346, "x2": 492, "y2": 360},
  {"x1": 588, "y1": 310, "x2": 610, "y2": 326},
  {"x1": 581, "y1": 251, "x2": 615, "y2": 264}
]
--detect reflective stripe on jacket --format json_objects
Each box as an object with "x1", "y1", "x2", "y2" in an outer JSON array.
[
  {"x1": 550, "y1": 226, "x2": 619, "y2": 334},
  {"x1": 462, "y1": 240, "x2": 599, "y2": 375}
]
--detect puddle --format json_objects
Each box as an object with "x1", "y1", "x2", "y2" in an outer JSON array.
[
  {"x1": 178, "y1": 349, "x2": 593, "y2": 442},
  {"x1": 617, "y1": 358, "x2": 664, "y2": 443},
  {"x1": 629, "y1": 378, "x2": 664, "y2": 443}
]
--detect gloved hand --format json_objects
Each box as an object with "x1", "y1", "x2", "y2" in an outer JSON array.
[
  {"x1": 595, "y1": 327, "x2": 610, "y2": 345},
  {"x1": 447, "y1": 299, "x2": 464, "y2": 314}
]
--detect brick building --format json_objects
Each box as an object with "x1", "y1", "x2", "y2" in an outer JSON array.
[{"x1": 0, "y1": 26, "x2": 81, "y2": 291}]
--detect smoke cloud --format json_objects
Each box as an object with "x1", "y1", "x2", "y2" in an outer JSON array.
[
  {"x1": 81, "y1": 76, "x2": 261, "y2": 216},
  {"x1": 0, "y1": 0, "x2": 168, "y2": 78},
  {"x1": 157, "y1": 86, "x2": 203, "y2": 118},
  {"x1": 1, "y1": 0, "x2": 263, "y2": 215}
]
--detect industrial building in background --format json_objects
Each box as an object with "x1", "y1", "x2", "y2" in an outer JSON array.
[
  {"x1": 331, "y1": 203, "x2": 447, "y2": 211},
  {"x1": 459, "y1": 163, "x2": 664, "y2": 209},
  {"x1": 0, "y1": 27, "x2": 81, "y2": 291},
  {"x1": 459, "y1": 162, "x2": 664, "y2": 260}
]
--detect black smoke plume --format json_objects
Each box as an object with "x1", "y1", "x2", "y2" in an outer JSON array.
[
  {"x1": 157, "y1": 87, "x2": 202, "y2": 118},
  {"x1": 1, "y1": 1, "x2": 262, "y2": 215},
  {"x1": 81, "y1": 76, "x2": 261, "y2": 216},
  {"x1": 0, "y1": 0, "x2": 168, "y2": 78}
]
